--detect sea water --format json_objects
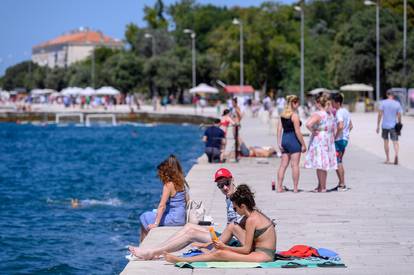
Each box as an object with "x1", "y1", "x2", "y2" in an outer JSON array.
[{"x1": 0, "y1": 123, "x2": 203, "y2": 274}]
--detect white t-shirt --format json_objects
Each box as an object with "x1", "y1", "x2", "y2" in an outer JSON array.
[
  {"x1": 276, "y1": 97, "x2": 286, "y2": 109},
  {"x1": 335, "y1": 108, "x2": 351, "y2": 141}
]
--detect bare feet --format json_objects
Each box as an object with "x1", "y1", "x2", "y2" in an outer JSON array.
[
  {"x1": 164, "y1": 252, "x2": 184, "y2": 263},
  {"x1": 128, "y1": 246, "x2": 154, "y2": 260},
  {"x1": 277, "y1": 185, "x2": 290, "y2": 193}
]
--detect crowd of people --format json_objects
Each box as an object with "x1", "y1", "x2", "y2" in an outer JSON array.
[
  {"x1": 276, "y1": 93, "x2": 352, "y2": 193},
  {"x1": 127, "y1": 90, "x2": 404, "y2": 265},
  {"x1": 0, "y1": 90, "x2": 144, "y2": 111}
]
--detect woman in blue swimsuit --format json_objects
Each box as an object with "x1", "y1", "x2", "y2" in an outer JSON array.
[
  {"x1": 138, "y1": 155, "x2": 188, "y2": 241},
  {"x1": 276, "y1": 95, "x2": 307, "y2": 193}
]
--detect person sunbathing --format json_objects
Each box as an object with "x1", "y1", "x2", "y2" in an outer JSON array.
[{"x1": 164, "y1": 184, "x2": 277, "y2": 263}]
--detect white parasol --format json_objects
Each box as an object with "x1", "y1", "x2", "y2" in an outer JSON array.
[
  {"x1": 79, "y1": 87, "x2": 96, "y2": 96},
  {"x1": 95, "y1": 86, "x2": 120, "y2": 96},
  {"x1": 61, "y1": 87, "x2": 83, "y2": 96},
  {"x1": 340, "y1": 83, "x2": 374, "y2": 92},
  {"x1": 189, "y1": 83, "x2": 219, "y2": 94}
]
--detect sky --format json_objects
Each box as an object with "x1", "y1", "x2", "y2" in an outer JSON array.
[{"x1": 0, "y1": 0, "x2": 295, "y2": 76}]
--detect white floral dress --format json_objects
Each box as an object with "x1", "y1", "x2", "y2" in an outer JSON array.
[{"x1": 304, "y1": 111, "x2": 337, "y2": 170}]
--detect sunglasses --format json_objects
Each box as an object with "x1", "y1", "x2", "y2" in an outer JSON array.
[{"x1": 216, "y1": 180, "x2": 231, "y2": 189}]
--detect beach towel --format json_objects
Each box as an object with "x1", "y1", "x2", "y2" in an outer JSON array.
[{"x1": 175, "y1": 257, "x2": 346, "y2": 269}]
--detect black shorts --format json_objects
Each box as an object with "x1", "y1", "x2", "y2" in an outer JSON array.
[{"x1": 382, "y1": 128, "x2": 398, "y2": 141}]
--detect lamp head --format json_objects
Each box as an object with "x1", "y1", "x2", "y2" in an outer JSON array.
[
  {"x1": 144, "y1": 33, "x2": 152, "y2": 38},
  {"x1": 232, "y1": 18, "x2": 240, "y2": 25},
  {"x1": 183, "y1": 29, "x2": 193, "y2": 34},
  {"x1": 294, "y1": 6, "x2": 302, "y2": 11},
  {"x1": 364, "y1": 0, "x2": 376, "y2": 6}
]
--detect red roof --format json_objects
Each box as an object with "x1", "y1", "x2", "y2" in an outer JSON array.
[
  {"x1": 224, "y1": 85, "x2": 255, "y2": 94},
  {"x1": 33, "y1": 29, "x2": 122, "y2": 49}
]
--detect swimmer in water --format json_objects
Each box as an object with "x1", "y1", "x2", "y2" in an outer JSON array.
[{"x1": 71, "y1": 199, "x2": 79, "y2": 208}]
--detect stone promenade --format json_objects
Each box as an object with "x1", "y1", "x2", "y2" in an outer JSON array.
[{"x1": 122, "y1": 111, "x2": 414, "y2": 275}]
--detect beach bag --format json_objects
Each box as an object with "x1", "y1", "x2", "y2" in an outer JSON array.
[{"x1": 186, "y1": 200, "x2": 205, "y2": 224}]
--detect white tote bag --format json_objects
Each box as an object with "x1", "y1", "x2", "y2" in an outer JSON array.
[{"x1": 186, "y1": 200, "x2": 205, "y2": 224}]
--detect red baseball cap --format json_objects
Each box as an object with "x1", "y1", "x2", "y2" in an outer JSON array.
[{"x1": 214, "y1": 168, "x2": 233, "y2": 182}]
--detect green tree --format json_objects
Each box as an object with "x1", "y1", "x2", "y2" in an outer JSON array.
[
  {"x1": 144, "y1": 0, "x2": 168, "y2": 29},
  {"x1": 100, "y1": 52, "x2": 144, "y2": 93}
]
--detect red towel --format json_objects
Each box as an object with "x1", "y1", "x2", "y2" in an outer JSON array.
[{"x1": 279, "y1": 245, "x2": 319, "y2": 258}]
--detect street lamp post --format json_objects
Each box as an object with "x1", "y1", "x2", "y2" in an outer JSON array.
[
  {"x1": 184, "y1": 29, "x2": 197, "y2": 88},
  {"x1": 403, "y1": 0, "x2": 407, "y2": 88},
  {"x1": 232, "y1": 18, "x2": 244, "y2": 93},
  {"x1": 294, "y1": 3, "x2": 305, "y2": 106},
  {"x1": 364, "y1": 0, "x2": 380, "y2": 102},
  {"x1": 144, "y1": 33, "x2": 156, "y2": 56}
]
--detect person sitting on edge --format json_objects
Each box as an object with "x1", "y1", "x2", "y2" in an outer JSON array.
[
  {"x1": 138, "y1": 155, "x2": 188, "y2": 241},
  {"x1": 203, "y1": 119, "x2": 225, "y2": 163},
  {"x1": 164, "y1": 184, "x2": 277, "y2": 263},
  {"x1": 128, "y1": 168, "x2": 243, "y2": 260}
]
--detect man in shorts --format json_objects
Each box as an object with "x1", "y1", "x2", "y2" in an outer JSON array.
[
  {"x1": 376, "y1": 91, "x2": 403, "y2": 165},
  {"x1": 128, "y1": 168, "x2": 244, "y2": 260},
  {"x1": 331, "y1": 93, "x2": 353, "y2": 191},
  {"x1": 203, "y1": 119, "x2": 225, "y2": 163}
]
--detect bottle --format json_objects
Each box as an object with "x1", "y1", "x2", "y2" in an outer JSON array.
[
  {"x1": 209, "y1": 227, "x2": 219, "y2": 242},
  {"x1": 271, "y1": 180, "x2": 275, "y2": 191}
]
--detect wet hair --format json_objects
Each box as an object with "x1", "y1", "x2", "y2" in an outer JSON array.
[
  {"x1": 315, "y1": 94, "x2": 330, "y2": 108},
  {"x1": 332, "y1": 93, "x2": 344, "y2": 105},
  {"x1": 214, "y1": 118, "x2": 221, "y2": 124},
  {"x1": 157, "y1": 154, "x2": 185, "y2": 190},
  {"x1": 230, "y1": 184, "x2": 256, "y2": 211},
  {"x1": 281, "y1": 95, "x2": 299, "y2": 119},
  {"x1": 222, "y1": 109, "x2": 230, "y2": 116}
]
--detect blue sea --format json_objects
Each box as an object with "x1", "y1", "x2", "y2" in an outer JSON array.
[{"x1": 0, "y1": 122, "x2": 203, "y2": 274}]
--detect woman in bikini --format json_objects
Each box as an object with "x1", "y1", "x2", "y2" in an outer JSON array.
[{"x1": 164, "y1": 184, "x2": 277, "y2": 263}]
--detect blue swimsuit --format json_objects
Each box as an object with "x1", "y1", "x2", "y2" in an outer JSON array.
[
  {"x1": 139, "y1": 191, "x2": 186, "y2": 230},
  {"x1": 281, "y1": 117, "x2": 302, "y2": 154}
]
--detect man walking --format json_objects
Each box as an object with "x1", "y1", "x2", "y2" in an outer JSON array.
[
  {"x1": 376, "y1": 91, "x2": 403, "y2": 165},
  {"x1": 332, "y1": 93, "x2": 352, "y2": 191}
]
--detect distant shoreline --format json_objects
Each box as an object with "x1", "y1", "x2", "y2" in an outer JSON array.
[{"x1": 0, "y1": 111, "x2": 216, "y2": 125}]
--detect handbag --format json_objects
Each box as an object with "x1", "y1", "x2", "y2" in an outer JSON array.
[
  {"x1": 186, "y1": 200, "x2": 205, "y2": 224},
  {"x1": 395, "y1": 122, "x2": 403, "y2": 136}
]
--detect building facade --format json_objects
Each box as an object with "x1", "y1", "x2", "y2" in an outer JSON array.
[{"x1": 32, "y1": 28, "x2": 123, "y2": 68}]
